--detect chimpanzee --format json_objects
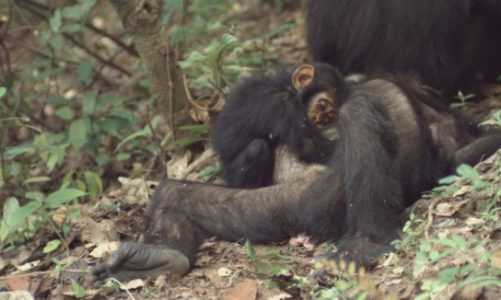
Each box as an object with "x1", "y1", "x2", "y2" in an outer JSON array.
[
  {"x1": 92, "y1": 64, "x2": 501, "y2": 281},
  {"x1": 212, "y1": 63, "x2": 348, "y2": 188},
  {"x1": 306, "y1": 0, "x2": 501, "y2": 94}
]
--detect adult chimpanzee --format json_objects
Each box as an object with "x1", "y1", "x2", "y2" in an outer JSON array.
[
  {"x1": 93, "y1": 64, "x2": 501, "y2": 281},
  {"x1": 212, "y1": 63, "x2": 348, "y2": 188},
  {"x1": 306, "y1": 0, "x2": 501, "y2": 94}
]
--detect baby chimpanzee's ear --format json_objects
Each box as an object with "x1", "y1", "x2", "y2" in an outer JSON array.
[{"x1": 292, "y1": 64, "x2": 315, "y2": 91}]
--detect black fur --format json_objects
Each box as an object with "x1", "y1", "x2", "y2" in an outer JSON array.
[
  {"x1": 306, "y1": 0, "x2": 501, "y2": 93},
  {"x1": 213, "y1": 63, "x2": 348, "y2": 188},
  {"x1": 93, "y1": 72, "x2": 501, "y2": 281}
]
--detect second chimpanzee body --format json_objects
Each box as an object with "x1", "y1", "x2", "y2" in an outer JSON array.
[
  {"x1": 306, "y1": 0, "x2": 501, "y2": 93},
  {"x1": 93, "y1": 65, "x2": 501, "y2": 281}
]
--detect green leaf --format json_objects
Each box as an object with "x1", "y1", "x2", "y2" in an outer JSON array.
[
  {"x1": 115, "y1": 116, "x2": 159, "y2": 150},
  {"x1": 198, "y1": 163, "x2": 221, "y2": 181},
  {"x1": 24, "y1": 176, "x2": 51, "y2": 185},
  {"x1": 55, "y1": 106, "x2": 74, "y2": 121},
  {"x1": 4, "y1": 144, "x2": 34, "y2": 160},
  {"x1": 50, "y1": 9, "x2": 62, "y2": 32},
  {"x1": 43, "y1": 239, "x2": 62, "y2": 254},
  {"x1": 49, "y1": 33, "x2": 64, "y2": 49},
  {"x1": 253, "y1": 262, "x2": 290, "y2": 277},
  {"x1": 451, "y1": 235, "x2": 466, "y2": 248},
  {"x1": 45, "y1": 189, "x2": 87, "y2": 208},
  {"x1": 0, "y1": 221, "x2": 9, "y2": 241},
  {"x1": 438, "y1": 175, "x2": 458, "y2": 185},
  {"x1": 78, "y1": 61, "x2": 94, "y2": 86},
  {"x1": 176, "y1": 135, "x2": 206, "y2": 147},
  {"x1": 106, "y1": 95, "x2": 128, "y2": 107},
  {"x1": 178, "y1": 124, "x2": 208, "y2": 134},
  {"x1": 456, "y1": 164, "x2": 479, "y2": 179},
  {"x1": 115, "y1": 130, "x2": 151, "y2": 151},
  {"x1": 82, "y1": 91, "x2": 97, "y2": 116},
  {"x1": 95, "y1": 152, "x2": 110, "y2": 166},
  {"x1": 9, "y1": 202, "x2": 40, "y2": 230},
  {"x1": 25, "y1": 191, "x2": 45, "y2": 202},
  {"x1": 62, "y1": 6, "x2": 83, "y2": 19},
  {"x1": 438, "y1": 267, "x2": 457, "y2": 285},
  {"x1": 71, "y1": 281, "x2": 86, "y2": 298},
  {"x1": 69, "y1": 118, "x2": 88, "y2": 150},
  {"x1": 116, "y1": 153, "x2": 131, "y2": 161},
  {"x1": 61, "y1": 24, "x2": 83, "y2": 34},
  {"x1": 2, "y1": 197, "x2": 20, "y2": 227},
  {"x1": 111, "y1": 107, "x2": 137, "y2": 123},
  {"x1": 47, "y1": 146, "x2": 67, "y2": 172},
  {"x1": 84, "y1": 171, "x2": 103, "y2": 202},
  {"x1": 245, "y1": 239, "x2": 256, "y2": 262},
  {"x1": 179, "y1": 51, "x2": 205, "y2": 69},
  {"x1": 0, "y1": 87, "x2": 6, "y2": 98},
  {"x1": 81, "y1": 0, "x2": 97, "y2": 15},
  {"x1": 8, "y1": 161, "x2": 22, "y2": 176}
]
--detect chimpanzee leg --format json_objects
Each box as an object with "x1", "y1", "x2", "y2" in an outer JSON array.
[
  {"x1": 93, "y1": 172, "x2": 334, "y2": 281},
  {"x1": 223, "y1": 139, "x2": 274, "y2": 188},
  {"x1": 453, "y1": 134, "x2": 501, "y2": 167},
  {"x1": 326, "y1": 94, "x2": 406, "y2": 265}
]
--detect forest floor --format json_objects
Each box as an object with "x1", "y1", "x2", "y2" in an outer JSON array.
[{"x1": 1, "y1": 4, "x2": 501, "y2": 300}]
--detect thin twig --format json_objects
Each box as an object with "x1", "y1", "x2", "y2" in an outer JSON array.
[
  {"x1": 15, "y1": 0, "x2": 132, "y2": 76},
  {"x1": 64, "y1": 34, "x2": 132, "y2": 76},
  {"x1": 86, "y1": 23, "x2": 138, "y2": 57},
  {"x1": 165, "y1": 40, "x2": 176, "y2": 140},
  {"x1": 146, "y1": 108, "x2": 166, "y2": 177},
  {"x1": 1, "y1": 0, "x2": 13, "y2": 37},
  {"x1": 424, "y1": 198, "x2": 442, "y2": 239}
]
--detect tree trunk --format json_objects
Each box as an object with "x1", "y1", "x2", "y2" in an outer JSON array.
[{"x1": 108, "y1": 0, "x2": 188, "y2": 137}]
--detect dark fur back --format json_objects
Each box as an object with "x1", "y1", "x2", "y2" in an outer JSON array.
[{"x1": 306, "y1": 0, "x2": 471, "y2": 91}]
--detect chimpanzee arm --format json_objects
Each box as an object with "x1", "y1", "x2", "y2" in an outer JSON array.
[
  {"x1": 327, "y1": 93, "x2": 405, "y2": 264},
  {"x1": 220, "y1": 139, "x2": 274, "y2": 188}
]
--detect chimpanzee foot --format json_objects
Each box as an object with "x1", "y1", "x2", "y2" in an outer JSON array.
[
  {"x1": 328, "y1": 237, "x2": 393, "y2": 268},
  {"x1": 92, "y1": 242, "x2": 190, "y2": 282}
]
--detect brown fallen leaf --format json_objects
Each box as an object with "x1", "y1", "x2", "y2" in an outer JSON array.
[
  {"x1": 434, "y1": 200, "x2": 468, "y2": 217},
  {"x1": 221, "y1": 281, "x2": 258, "y2": 300},
  {"x1": 491, "y1": 249, "x2": 501, "y2": 269},
  {"x1": 435, "y1": 203, "x2": 456, "y2": 217},
  {"x1": 453, "y1": 186, "x2": 469, "y2": 197},
  {"x1": 120, "y1": 279, "x2": 144, "y2": 290},
  {"x1": 6, "y1": 275, "x2": 40, "y2": 294},
  {"x1": 217, "y1": 267, "x2": 232, "y2": 277},
  {"x1": 0, "y1": 291, "x2": 34, "y2": 300},
  {"x1": 88, "y1": 241, "x2": 120, "y2": 259},
  {"x1": 78, "y1": 218, "x2": 119, "y2": 244}
]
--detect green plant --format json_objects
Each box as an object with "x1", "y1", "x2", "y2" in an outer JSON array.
[
  {"x1": 479, "y1": 110, "x2": 501, "y2": 127},
  {"x1": 414, "y1": 235, "x2": 500, "y2": 299},
  {"x1": 450, "y1": 91, "x2": 475, "y2": 109},
  {"x1": 176, "y1": 124, "x2": 209, "y2": 147},
  {"x1": 0, "y1": 188, "x2": 86, "y2": 244}
]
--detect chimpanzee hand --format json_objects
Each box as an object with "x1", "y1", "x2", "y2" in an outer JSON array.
[{"x1": 92, "y1": 242, "x2": 190, "y2": 282}]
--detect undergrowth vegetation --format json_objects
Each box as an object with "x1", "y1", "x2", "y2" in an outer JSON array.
[{"x1": 0, "y1": 0, "x2": 288, "y2": 246}]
